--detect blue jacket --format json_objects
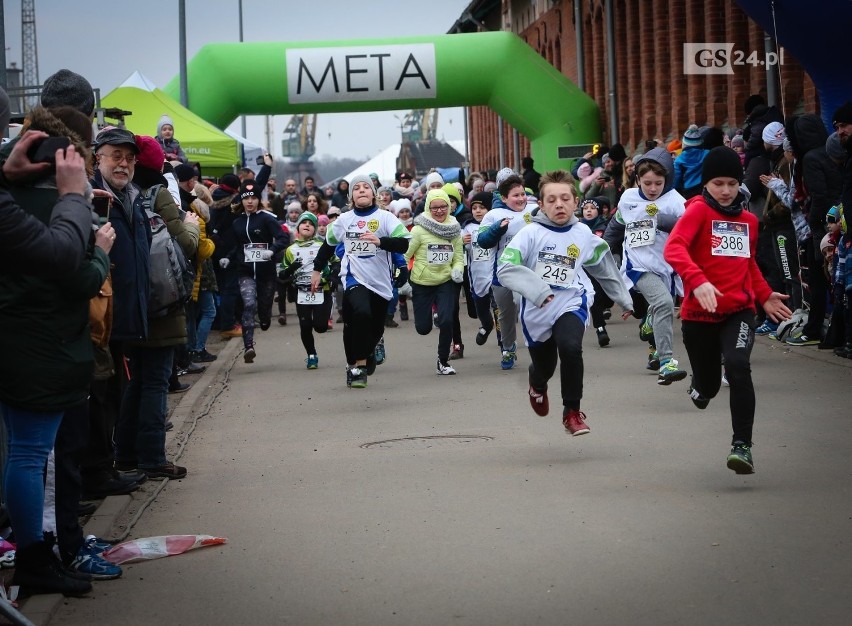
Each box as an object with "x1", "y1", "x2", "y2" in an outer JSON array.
[
  {"x1": 92, "y1": 171, "x2": 150, "y2": 342},
  {"x1": 673, "y1": 148, "x2": 708, "y2": 195}
]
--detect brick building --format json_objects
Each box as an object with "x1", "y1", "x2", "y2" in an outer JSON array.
[{"x1": 452, "y1": 0, "x2": 817, "y2": 174}]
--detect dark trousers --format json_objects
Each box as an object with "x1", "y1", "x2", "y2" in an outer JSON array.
[
  {"x1": 412, "y1": 281, "x2": 456, "y2": 363},
  {"x1": 682, "y1": 310, "x2": 756, "y2": 445},
  {"x1": 81, "y1": 341, "x2": 127, "y2": 486},
  {"x1": 527, "y1": 312, "x2": 585, "y2": 411},
  {"x1": 239, "y1": 276, "x2": 276, "y2": 349},
  {"x1": 296, "y1": 295, "x2": 333, "y2": 355},
  {"x1": 53, "y1": 401, "x2": 87, "y2": 565},
  {"x1": 769, "y1": 226, "x2": 802, "y2": 311},
  {"x1": 451, "y1": 281, "x2": 463, "y2": 347},
  {"x1": 342, "y1": 285, "x2": 388, "y2": 364},
  {"x1": 802, "y1": 232, "x2": 828, "y2": 339},
  {"x1": 472, "y1": 291, "x2": 495, "y2": 334},
  {"x1": 589, "y1": 276, "x2": 614, "y2": 328},
  {"x1": 215, "y1": 266, "x2": 240, "y2": 330}
]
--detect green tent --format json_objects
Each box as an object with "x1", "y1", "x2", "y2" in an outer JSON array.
[{"x1": 101, "y1": 71, "x2": 240, "y2": 175}]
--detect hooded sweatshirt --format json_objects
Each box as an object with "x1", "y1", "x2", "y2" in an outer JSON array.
[
  {"x1": 404, "y1": 189, "x2": 464, "y2": 286},
  {"x1": 611, "y1": 147, "x2": 686, "y2": 294},
  {"x1": 497, "y1": 210, "x2": 632, "y2": 345}
]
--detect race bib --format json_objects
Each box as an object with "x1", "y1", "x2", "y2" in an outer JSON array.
[
  {"x1": 535, "y1": 251, "x2": 575, "y2": 287},
  {"x1": 711, "y1": 221, "x2": 749, "y2": 257},
  {"x1": 345, "y1": 230, "x2": 376, "y2": 257},
  {"x1": 626, "y1": 219, "x2": 656, "y2": 248},
  {"x1": 297, "y1": 287, "x2": 324, "y2": 305},
  {"x1": 243, "y1": 243, "x2": 269, "y2": 263},
  {"x1": 427, "y1": 243, "x2": 453, "y2": 265},
  {"x1": 472, "y1": 244, "x2": 493, "y2": 263}
]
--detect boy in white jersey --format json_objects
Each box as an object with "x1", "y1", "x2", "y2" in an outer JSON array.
[
  {"x1": 462, "y1": 191, "x2": 499, "y2": 347},
  {"x1": 310, "y1": 174, "x2": 410, "y2": 388},
  {"x1": 497, "y1": 170, "x2": 633, "y2": 436},
  {"x1": 612, "y1": 147, "x2": 688, "y2": 384},
  {"x1": 279, "y1": 212, "x2": 332, "y2": 369},
  {"x1": 478, "y1": 172, "x2": 538, "y2": 370}
]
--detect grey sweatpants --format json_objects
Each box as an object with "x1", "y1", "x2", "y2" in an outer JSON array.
[
  {"x1": 492, "y1": 284, "x2": 518, "y2": 349},
  {"x1": 635, "y1": 272, "x2": 676, "y2": 362}
]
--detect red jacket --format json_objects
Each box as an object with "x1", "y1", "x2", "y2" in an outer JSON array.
[{"x1": 664, "y1": 195, "x2": 772, "y2": 322}]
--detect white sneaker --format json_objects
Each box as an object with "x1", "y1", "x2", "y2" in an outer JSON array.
[{"x1": 436, "y1": 359, "x2": 456, "y2": 375}]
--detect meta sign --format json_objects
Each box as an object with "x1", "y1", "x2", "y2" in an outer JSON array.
[{"x1": 286, "y1": 44, "x2": 437, "y2": 104}]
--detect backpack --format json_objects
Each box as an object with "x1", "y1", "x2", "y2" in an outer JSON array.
[{"x1": 141, "y1": 184, "x2": 195, "y2": 317}]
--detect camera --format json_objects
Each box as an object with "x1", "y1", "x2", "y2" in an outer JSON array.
[
  {"x1": 255, "y1": 154, "x2": 267, "y2": 166},
  {"x1": 28, "y1": 136, "x2": 71, "y2": 164}
]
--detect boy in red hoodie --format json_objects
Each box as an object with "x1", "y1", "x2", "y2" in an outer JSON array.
[{"x1": 664, "y1": 147, "x2": 792, "y2": 474}]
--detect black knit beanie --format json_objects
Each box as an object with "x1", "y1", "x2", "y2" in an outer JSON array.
[
  {"x1": 702, "y1": 147, "x2": 744, "y2": 185},
  {"x1": 833, "y1": 101, "x2": 852, "y2": 126}
]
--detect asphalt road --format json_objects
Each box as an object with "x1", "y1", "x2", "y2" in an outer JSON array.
[{"x1": 51, "y1": 311, "x2": 852, "y2": 625}]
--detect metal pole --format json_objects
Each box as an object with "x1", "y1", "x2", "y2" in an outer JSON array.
[
  {"x1": 238, "y1": 0, "x2": 246, "y2": 167},
  {"x1": 512, "y1": 128, "x2": 520, "y2": 172},
  {"x1": 497, "y1": 115, "x2": 506, "y2": 169},
  {"x1": 764, "y1": 34, "x2": 778, "y2": 107},
  {"x1": 178, "y1": 0, "x2": 188, "y2": 107},
  {"x1": 574, "y1": 0, "x2": 584, "y2": 91},
  {"x1": 0, "y1": 1, "x2": 7, "y2": 90},
  {"x1": 604, "y1": 0, "x2": 618, "y2": 143}
]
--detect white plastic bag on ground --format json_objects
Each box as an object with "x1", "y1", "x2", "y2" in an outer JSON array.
[{"x1": 103, "y1": 534, "x2": 227, "y2": 565}]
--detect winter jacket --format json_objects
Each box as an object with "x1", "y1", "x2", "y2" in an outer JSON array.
[
  {"x1": 0, "y1": 183, "x2": 109, "y2": 411},
  {"x1": 155, "y1": 136, "x2": 187, "y2": 164},
  {"x1": 228, "y1": 210, "x2": 289, "y2": 281},
  {"x1": 179, "y1": 186, "x2": 216, "y2": 299},
  {"x1": 673, "y1": 147, "x2": 709, "y2": 198}
]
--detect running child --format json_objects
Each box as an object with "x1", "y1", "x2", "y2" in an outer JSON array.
[
  {"x1": 497, "y1": 170, "x2": 633, "y2": 435},
  {"x1": 664, "y1": 146, "x2": 792, "y2": 473},
  {"x1": 462, "y1": 191, "x2": 500, "y2": 348},
  {"x1": 478, "y1": 170, "x2": 539, "y2": 370},
  {"x1": 279, "y1": 212, "x2": 332, "y2": 369},
  {"x1": 612, "y1": 147, "x2": 688, "y2": 384}
]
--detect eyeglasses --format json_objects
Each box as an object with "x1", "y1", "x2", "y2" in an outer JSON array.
[
  {"x1": 430, "y1": 203, "x2": 449, "y2": 210},
  {"x1": 99, "y1": 152, "x2": 137, "y2": 164}
]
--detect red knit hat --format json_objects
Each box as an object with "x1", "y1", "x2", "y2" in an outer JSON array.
[{"x1": 135, "y1": 135, "x2": 165, "y2": 171}]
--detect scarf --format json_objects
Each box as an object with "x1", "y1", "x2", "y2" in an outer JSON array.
[
  {"x1": 701, "y1": 188, "x2": 746, "y2": 217},
  {"x1": 413, "y1": 213, "x2": 460, "y2": 240}
]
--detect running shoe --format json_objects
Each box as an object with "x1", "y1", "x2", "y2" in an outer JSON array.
[
  {"x1": 501, "y1": 342, "x2": 517, "y2": 370},
  {"x1": 306, "y1": 354, "x2": 318, "y2": 369},
  {"x1": 726, "y1": 441, "x2": 755, "y2": 474},
  {"x1": 646, "y1": 349, "x2": 660, "y2": 371},
  {"x1": 448, "y1": 344, "x2": 464, "y2": 360},
  {"x1": 639, "y1": 313, "x2": 654, "y2": 342},
  {"x1": 436, "y1": 359, "x2": 457, "y2": 375},
  {"x1": 596, "y1": 327, "x2": 610, "y2": 347},
  {"x1": 657, "y1": 358, "x2": 687, "y2": 385},
  {"x1": 475, "y1": 327, "x2": 491, "y2": 346},
  {"x1": 348, "y1": 366, "x2": 367, "y2": 388},
  {"x1": 68, "y1": 537, "x2": 122, "y2": 580},
  {"x1": 754, "y1": 320, "x2": 778, "y2": 335},
  {"x1": 243, "y1": 345, "x2": 256, "y2": 364},
  {"x1": 528, "y1": 385, "x2": 549, "y2": 416},
  {"x1": 785, "y1": 333, "x2": 820, "y2": 346},
  {"x1": 562, "y1": 409, "x2": 590, "y2": 436},
  {"x1": 374, "y1": 338, "x2": 386, "y2": 367},
  {"x1": 687, "y1": 381, "x2": 709, "y2": 410},
  {"x1": 602, "y1": 308, "x2": 612, "y2": 320}
]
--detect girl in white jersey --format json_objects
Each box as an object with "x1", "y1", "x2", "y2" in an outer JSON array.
[
  {"x1": 278, "y1": 212, "x2": 332, "y2": 369},
  {"x1": 497, "y1": 170, "x2": 633, "y2": 436},
  {"x1": 477, "y1": 172, "x2": 538, "y2": 370},
  {"x1": 612, "y1": 148, "x2": 689, "y2": 385},
  {"x1": 310, "y1": 175, "x2": 410, "y2": 389},
  {"x1": 462, "y1": 191, "x2": 499, "y2": 347}
]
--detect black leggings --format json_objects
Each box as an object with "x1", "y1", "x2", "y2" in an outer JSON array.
[
  {"x1": 589, "y1": 275, "x2": 614, "y2": 329},
  {"x1": 527, "y1": 312, "x2": 585, "y2": 411},
  {"x1": 412, "y1": 281, "x2": 457, "y2": 363},
  {"x1": 296, "y1": 294, "x2": 333, "y2": 355},
  {"x1": 682, "y1": 310, "x2": 756, "y2": 445},
  {"x1": 342, "y1": 285, "x2": 388, "y2": 365}
]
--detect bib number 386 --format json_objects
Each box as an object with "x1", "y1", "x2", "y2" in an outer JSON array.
[{"x1": 711, "y1": 221, "x2": 749, "y2": 257}]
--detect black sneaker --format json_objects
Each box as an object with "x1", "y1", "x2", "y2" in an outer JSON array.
[
  {"x1": 475, "y1": 327, "x2": 491, "y2": 346},
  {"x1": 191, "y1": 349, "x2": 218, "y2": 363},
  {"x1": 596, "y1": 327, "x2": 610, "y2": 347},
  {"x1": 260, "y1": 320, "x2": 271, "y2": 331},
  {"x1": 365, "y1": 351, "x2": 377, "y2": 376},
  {"x1": 348, "y1": 366, "x2": 367, "y2": 389},
  {"x1": 687, "y1": 381, "x2": 709, "y2": 409},
  {"x1": 726, "y1": 441, "x2": 755, "y2": 474},
  {"x1": 244, "y1": 345, "x2": 256, "y2": 363}
]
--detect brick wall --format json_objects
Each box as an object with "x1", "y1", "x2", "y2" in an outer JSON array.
[{"x1": 466, "y1": 0, "x2": 818, "y2": 174}]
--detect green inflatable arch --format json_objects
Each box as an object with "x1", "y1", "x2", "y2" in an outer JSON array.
[{"x1": 164, "y1": 32, "x2": 599, "y2": 171}]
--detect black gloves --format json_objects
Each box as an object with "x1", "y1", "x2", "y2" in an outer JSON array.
[
  {"x1": 394, "y1": 265, "x2": 409, "y2": 288},
  {"x1": 277, "y1": 258, "x2": 302, "y2": 281}
]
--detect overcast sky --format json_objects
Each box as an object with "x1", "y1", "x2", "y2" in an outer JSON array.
[{"x1": 3, "y1": 0, "x2": 470, "y2": 161}]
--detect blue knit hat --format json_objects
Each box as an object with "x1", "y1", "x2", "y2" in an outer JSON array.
[{"x1": 682, "y1": 124, "x2": 703, "y2": 148}]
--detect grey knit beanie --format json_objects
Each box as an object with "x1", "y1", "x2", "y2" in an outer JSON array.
[{"x1": 41, "y1": 69, "x2": 95, "y2": 116}]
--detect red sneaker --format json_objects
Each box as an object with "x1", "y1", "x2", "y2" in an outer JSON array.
[
  {"x1": 528, "y1": 385, "x2": 549, "y2": 416},
  {"x1": 562, "y1": 409, "x2": 590, "y2": 436},
  {"x1": 327, "y1": 318, "x2": 334, "y2": 330}
]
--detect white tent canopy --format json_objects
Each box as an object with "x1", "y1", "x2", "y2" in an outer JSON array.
[{"x1": 342, "y1": 140, "x2": 466, "y2": 187}]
